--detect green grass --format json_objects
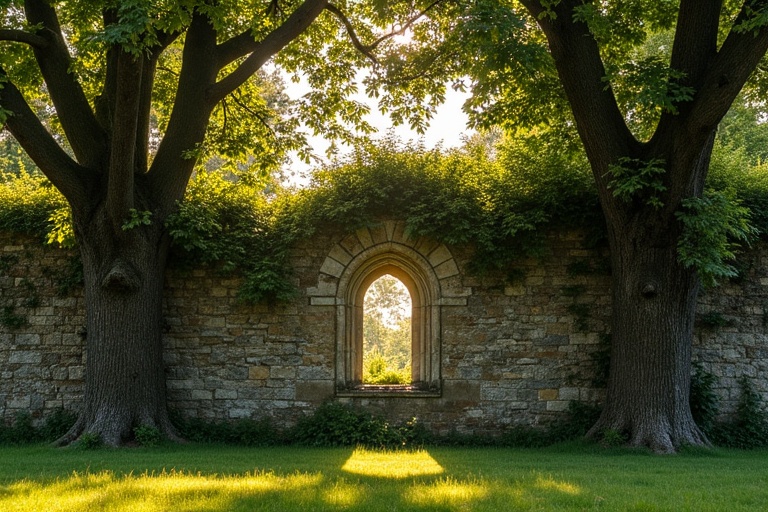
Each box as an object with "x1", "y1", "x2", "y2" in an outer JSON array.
[{"x1": 1, "y1": 443, "x2": 767, "y2": 511}]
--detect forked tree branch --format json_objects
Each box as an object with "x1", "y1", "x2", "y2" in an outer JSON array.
[
  {"x1": 0, "y1": 29, "x2": 48, "y2": 48},
  {"x1": 366, "y1": 0, "x2": 447, "y2": 51},
  {"x1": 325, "y1": 3, "x2": 378, "y2": 64},
  {"x1": 209, "y1": 0, "x2": 328, "y2": 104},
  {"x1": 324, "y1": 0, "x2": 448, "y2": 65},
  {"x1": 24, "y1": 0, "x2": 107, "y2": 170},
  {"x1": 0, "y1": 68, "x2": 91, "y2": 207},
  {"x1": 685, "y1": 0, "x2": 768, "y2": 130}
]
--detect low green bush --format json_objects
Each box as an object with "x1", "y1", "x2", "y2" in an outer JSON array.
[
  {"x1": 290, "y1": 401, "x2": 431, "y2": 448},
  {"x1": 0, "y1": 412, "x2": 37, "y2": 445},
  {"x1": 171, "y1": 413, "x2": 281, "y2": 447},
  {"x1": 38, "y1": 408, "x2": 78, "y2": 442},
  {"x1": 74, "y1": 432, "x2": 103, "y2": 450},
  {"x1": 133, "y1": 425, "x2": 164, "y2": 448},
  {"x1": 689, "y1": 366, "x2": 768, "y2": 448},
  {"x1": 710, "y1": 377, "x2": 768, "y2": 449}
]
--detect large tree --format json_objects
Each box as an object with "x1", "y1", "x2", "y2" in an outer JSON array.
[
  {"x1": 0, "y1": 0, "x2": 449, "y2": 446},
  {"x1": 449, "y1": 1, "x2": 768, "y2": 451},
  {"x1": 370, "y1": 0, "x2": 768, "y2": 451}
]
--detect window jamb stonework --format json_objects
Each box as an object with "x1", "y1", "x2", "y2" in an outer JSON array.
[{"x1": 307, "y1": 221, "x2": 469, "y2": 398}]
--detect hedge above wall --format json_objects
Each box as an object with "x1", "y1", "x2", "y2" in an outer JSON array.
[{"x1": 2, "y1": 134, "x2": 768, "y2": 302}]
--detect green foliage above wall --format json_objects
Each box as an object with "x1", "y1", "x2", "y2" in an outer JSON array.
[
  {"x1": 3, "y1": 127, "x2": 768, "y2": 303},
  {"x1": 0, "y1": 171, "x2": 67, "y2": 240}
]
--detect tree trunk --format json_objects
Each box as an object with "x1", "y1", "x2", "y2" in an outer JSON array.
[
  {"x1": 587, "y1": 219, "x2": 709, "y2": 453},
  {"x1": 56, "y1": 209, "x2": 178, "y2": 447}
]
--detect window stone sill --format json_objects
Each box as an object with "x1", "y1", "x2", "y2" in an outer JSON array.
[{"x1": 336, "y1": 384, "x2": 441, "y2": 398}]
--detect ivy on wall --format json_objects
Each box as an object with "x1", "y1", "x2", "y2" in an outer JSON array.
[{"x1": 2, "y1": 131, "x2": 767, "y2": 303}]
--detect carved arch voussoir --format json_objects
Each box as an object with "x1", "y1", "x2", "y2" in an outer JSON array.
[{"x1": 307, "y1": 220, "x2": 465, "y2": 305}]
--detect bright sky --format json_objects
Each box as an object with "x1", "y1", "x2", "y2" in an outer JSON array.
[{"x1": 282, "y1": 71, "x2": 473, "y2": 184}]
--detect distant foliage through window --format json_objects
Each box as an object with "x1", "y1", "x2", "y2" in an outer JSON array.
[{"x1": 362, "y1": 275, "x2": 412, "y2": 384}]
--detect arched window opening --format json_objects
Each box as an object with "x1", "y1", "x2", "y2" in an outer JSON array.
[
  {"x1": 362, "y1": 275, "x2": 412, "y2": 385},
  {"x1": 335, "y1": 250, "x2": 442, "y2": 396}
]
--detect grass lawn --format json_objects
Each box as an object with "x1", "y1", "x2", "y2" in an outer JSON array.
[{"x1": 0, "y1": 442, "x2": 766, "y2": 511}]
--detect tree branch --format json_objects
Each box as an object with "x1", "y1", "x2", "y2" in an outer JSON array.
[
  {"x1": 685, "y1": 0, "x2": 768, "y2": 130},
  {"x1": 230, "y1": 90, "x2": 277, "y2": 139},
  {"x1": 653, "y1": 0, "x2": 723, "y2": 135},
  {"x1": 324, "y1": 0, "x2": 448, "y2": 66},
  {"x1": 106, "y1": 50, "x2": 143, "y2": 233},
  {"x1": 1, "y1": 69, "x2": 90, "y2": 207},
  {"x1": 24, "y1": 0, "x2": 107, "y2": 169},
  {"x1": 669, "y1": 0, "x2": 722, "y2": 87},
  {"x1": 366, "y1": 0, "x2": 447, "y2": 52},
  {"x1": 325, "y1": 3, "x2": 378, "y2": 64},
  {"x1": 208, "y1": 0, "x2": 328, "y2": 104},
  {"x1": 519, "y1": 0, "x2": 637, "y2": 188},
  {"x1": 0, "y1": 29, "x2": 48, "y2": 48},
  {"x1": 149, "y1": 12, "x2": 220, "y2": 208}
]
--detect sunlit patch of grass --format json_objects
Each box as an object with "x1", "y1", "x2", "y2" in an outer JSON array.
[
  {"x1": 341, "y1": 447, "x2": 444, "y2": 479},
  {"x1": 320, "y1": 478, "x2": 365, "y2": 508},
  {"x1": 1, "y1": 469, "x2": 324, "y2": 512},
  {"x1": 404, "y1": 476, "x2": 489, "y2": 507},
  {"x1": 533, "y1": 473, "x2": 581, "y2": 495}
]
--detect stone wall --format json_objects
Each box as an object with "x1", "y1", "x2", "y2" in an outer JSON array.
[{"x1": 2, "y1": 225, "x2": 767, "y2": 435}]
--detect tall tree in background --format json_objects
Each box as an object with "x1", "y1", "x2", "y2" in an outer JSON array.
[
  {"x1": 0, "y1": 0, "x2": 451, "y2": 446},
  {"x1": 374, "y1": 1, "x2": 768, "y2": 451}
]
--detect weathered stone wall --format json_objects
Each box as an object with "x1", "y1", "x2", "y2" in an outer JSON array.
[{"x1": 2, "y1": 225, "x2": 767, "y2": 435}]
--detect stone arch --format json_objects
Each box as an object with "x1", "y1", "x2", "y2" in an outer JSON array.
[{"x1": 307, "y1": 220, "x2": 469, "y2": 395}]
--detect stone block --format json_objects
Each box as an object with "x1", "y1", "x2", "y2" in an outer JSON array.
[
  {"x1": 414, "y1": 237, "x2": 439, "y2": 256},
  {"x1": 51, "y1": 368, "x2": 69, "y2": 381},
  {"x1": 319, "y1": 257, "x2": 345, "y2": 278},
  {"x1": 428, "y1": 245, "x2": 452, "y2": 267},
  {"x1": 214, "y1": 389, "x2": 238, "y2": 400},
  {"x1": 310, "y1": 297, "x2": 337, "y2": 306},
  {"x1": 9, "y1": 351, "x2": 42, "y2": 364},
  {"x1": 443, "y1": 380, "x2": 481, "y2": 401},
  {"x1": 270, "y1": 366, "x2": 296, "y2": 379},
  {"x1": 15, "y1": 334, "x2": 41, "y2": 346},
  {"x1": 249, "y1": 366, "x2": 270, "y2": 380},
  {"x1": 546, "y1": 400, "x2": 570, "y2": 412},
  {"x1": 538, "y1": 388, "x2": 558, "y2": 401},
  {"x1": 68, "y1": 366, "x2": 85, "y2": 381},
  {"x1": 355, "y1": 227, "x2": 374, "y2": 248},
  {"x1": 558, "y1": 387, "x2": 580, "y2": 400},
  {"x1": 191, "y1": 389, "x2": 213, "y2": 400},
  {"x1": 295, "y1": 380, "x2": 334, "y2": 402},
  {"x1": 435, "y1": 259, "x2": 460, "y2": 279},
  {"x1": 7, "y1": 397, "x2": 31, "y2": 408},
  {"x1": 328, "y1": 244, "x2": 353, "y2": 266}
]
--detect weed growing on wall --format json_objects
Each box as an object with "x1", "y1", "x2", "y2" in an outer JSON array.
[
  {"x1": 689, "y1": 366, "x2": 768, "y2": 448},
  {"x1": 689, "y1": 364, "x2": 721, "y2": 437}
]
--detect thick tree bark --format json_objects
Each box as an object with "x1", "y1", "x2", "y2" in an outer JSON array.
[
  {"x1": 56, "y1": 210, "x2": 178, "y2": 447},
  {"x1": 517, "y1": 0, "x2": 768, "y2": 452},
  {"x1": 587, "y1": 224, "x2": 708, "y2": 452},
  {"x1": 3, "y1": 0, "x2": 331, "y2": 447}
]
